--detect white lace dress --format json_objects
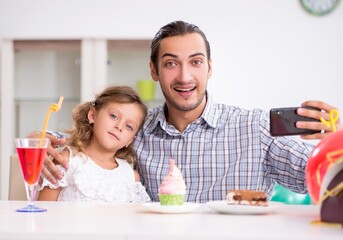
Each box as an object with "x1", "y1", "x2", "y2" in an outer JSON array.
[{"x1": 40, "y1": 147, "x2": 151, "y2": 203}]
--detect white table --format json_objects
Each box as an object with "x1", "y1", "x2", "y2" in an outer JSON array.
[{"x1": 0, "y1": 201, "x2": 341, "y2": 240}]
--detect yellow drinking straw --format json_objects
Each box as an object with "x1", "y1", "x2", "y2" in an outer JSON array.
[
  {"x1": 320, "y1": 109, "x2": 339, "y2": 132},
  {"x1": 39, "y1": 96, "x2": 64, "y2": 147}
]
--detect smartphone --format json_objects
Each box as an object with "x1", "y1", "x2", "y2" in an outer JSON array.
[{"x1": 270, "y1": 107, "x2": 321, "y2": 136}]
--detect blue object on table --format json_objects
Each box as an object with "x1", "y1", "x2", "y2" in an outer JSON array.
[{"x1": 271, "y1": 184, "x2": 311, "y2": 205}]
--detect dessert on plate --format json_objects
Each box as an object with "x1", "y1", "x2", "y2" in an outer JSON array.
[
  {"x1": 158, "y1": 159, "x2": 186, "y2": 206},
  {"x1": 227, "y1": 190, "x2": 268, "y2": 206}
]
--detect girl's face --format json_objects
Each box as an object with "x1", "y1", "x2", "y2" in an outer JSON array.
[{"x1": 88, "y1": 102, "x2": 144, "y2": 152}]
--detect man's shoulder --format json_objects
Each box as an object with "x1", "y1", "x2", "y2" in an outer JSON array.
[
  {"x1": 139, "y1": 106, "x2": 164, "y2": 132},
  {"x1": 212, "y1": 103, "x2": 268, "y2": 128},
  {"x1": 146, "y1": 105, "x2": 164, "y2": 120},
  {"x1": 214, "y1": 103, "x2": 266, "y2": 117}
]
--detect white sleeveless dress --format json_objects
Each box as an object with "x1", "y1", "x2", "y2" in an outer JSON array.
[{"x1": 40, "y1": 147, "x2": 151, "y2": 203}]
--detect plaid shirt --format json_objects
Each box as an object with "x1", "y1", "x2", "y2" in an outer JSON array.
[{"x1": 134, "y1": 95, "x2": 314, "y2": 203}]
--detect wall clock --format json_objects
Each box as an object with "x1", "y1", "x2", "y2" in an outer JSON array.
[{"x1": 300, "y1": 0, "x2": 340, "y2": 16}]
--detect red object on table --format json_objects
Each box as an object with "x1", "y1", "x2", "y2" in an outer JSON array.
[{"x1": 306, "y1": 130, "x2": 343, "y2": 203}]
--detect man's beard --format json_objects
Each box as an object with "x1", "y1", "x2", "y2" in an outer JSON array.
[{"x1": 162, "y1": 90, "x2": 206, "y2": 112}]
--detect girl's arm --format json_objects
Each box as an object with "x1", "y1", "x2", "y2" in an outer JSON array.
[
  {"x1": 38, "y1": 186, "x2": 62, "y2": 201},
  {"x1": 133, "y1": 170, "x2": 141, "y2": 182}
]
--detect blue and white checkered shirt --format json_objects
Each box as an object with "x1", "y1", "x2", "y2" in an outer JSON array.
[{"x1": 134, "y1": 95, "x2": 314, "y2": 203}]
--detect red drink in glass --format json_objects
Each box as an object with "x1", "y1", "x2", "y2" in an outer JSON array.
[
  {"x1": 16, "y1": 147, "x2": 47, "y2": 185},
  {"x1": 14, "y1": 138, "x2": 50, "y2": 212}
]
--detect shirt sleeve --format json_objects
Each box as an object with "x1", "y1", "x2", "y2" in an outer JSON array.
[
  {"x1": 44, "y1": 129, "x2": 69, "y2": 139},
  {"x1": 259, "y1": 110, "x2": 314, "y2": 194}
]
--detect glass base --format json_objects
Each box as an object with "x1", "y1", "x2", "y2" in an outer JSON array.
[{"x1": 16, "y1": 205, "x2": 47, "y2": 213}]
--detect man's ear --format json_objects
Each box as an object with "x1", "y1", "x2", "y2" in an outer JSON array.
[
  {"x1": 208, "y1": 59, "x2": 213, "y2": 79},
  {"x1": 88, "y1": 108, "x2": 96, "y2": 123},
  {"x1": 150, "y1": 61, "x2": 159, "y2": 82}
]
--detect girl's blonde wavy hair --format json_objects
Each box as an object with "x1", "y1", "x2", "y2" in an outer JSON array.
[{"x1": 66, "y1": 85, "x2": 148, "y2": 164}]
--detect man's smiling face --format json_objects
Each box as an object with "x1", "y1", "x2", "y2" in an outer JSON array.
[{"x1": 151, "y1": 33, "x2": 212, "y2": 112}]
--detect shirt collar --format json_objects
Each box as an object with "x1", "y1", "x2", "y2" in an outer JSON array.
[
  {"x1": 201, "y1": 93, "x2": 218, "y2": 129},
  {"x1": 146, "y1": 92, "x2": 219, "y2": 133}
]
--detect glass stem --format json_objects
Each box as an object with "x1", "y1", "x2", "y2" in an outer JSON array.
[{"x1": 25, "y1": 184, "x2": 38, "y2": 207}]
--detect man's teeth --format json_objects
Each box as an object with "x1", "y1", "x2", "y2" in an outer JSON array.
[{"x1": 175, "y1": 88, "x2": 194, "y2": 92}]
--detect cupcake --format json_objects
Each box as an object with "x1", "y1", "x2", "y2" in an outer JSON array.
[{"x1": 158, "y1": 159, "x2": 186, "y2": 206}]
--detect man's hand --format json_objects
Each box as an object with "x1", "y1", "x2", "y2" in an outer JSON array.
[
  {"x1": 296, "y1": 101, "x2": 342, "y2": 140},
  {"x1": 27, "y1": 131, "x2": 68, "y2": 184}
]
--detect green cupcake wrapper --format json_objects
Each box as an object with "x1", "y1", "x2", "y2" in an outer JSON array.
[{"x1": 158, "y1": 194, "x2": 185, "y2": 206}]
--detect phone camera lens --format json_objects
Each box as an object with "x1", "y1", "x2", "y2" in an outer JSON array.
[{"x1": 276, "y1": 111, "x2": 282, "y2": 115}]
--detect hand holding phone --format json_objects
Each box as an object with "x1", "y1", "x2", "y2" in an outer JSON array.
[{"x1": 270, "y1": 107, "x2": 321, "y2": 136}]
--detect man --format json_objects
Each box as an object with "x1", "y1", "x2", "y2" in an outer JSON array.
[{"x1": 33, "y1": 21, "x2": 342, "y2": 203}]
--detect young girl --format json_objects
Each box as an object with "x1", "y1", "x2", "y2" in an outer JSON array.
[{"x1": 38, "y1": 86, "x2": 151, "y2": 203}]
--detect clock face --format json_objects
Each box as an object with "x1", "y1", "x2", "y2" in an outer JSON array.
[{"x1": 300, "y1": 0, "x2": 340, "y2": 16}]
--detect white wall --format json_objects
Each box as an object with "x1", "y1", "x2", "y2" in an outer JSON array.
[{"x1": 1, "y1": 0, "x2": 342, "y2": 111}]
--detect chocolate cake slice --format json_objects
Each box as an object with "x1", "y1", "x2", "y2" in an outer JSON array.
[
  {"x1": 227, "y1": 190, "x2": 268, "y2": 206},
  {"x1": 320, "y1": 168, "x2": 343, "y2": 224}
]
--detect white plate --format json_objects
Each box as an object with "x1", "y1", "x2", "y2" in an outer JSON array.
[
  {"x1": 206, "y1": 201, "x2": 284, "y2": 215},
  {"x1": 141, "y1": 202, "x2": 200, "y2": 214}
]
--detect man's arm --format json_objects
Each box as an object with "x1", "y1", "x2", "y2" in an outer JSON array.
[
  {"x1": 27, "y1": 131, "x2": 68, "y2": 184},
  {"x1": 37, "y1": 148, "x2": 70, "y2": 201}
]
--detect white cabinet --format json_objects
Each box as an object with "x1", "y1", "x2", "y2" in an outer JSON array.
[
  {"x1": 107, "y1": 40, "x2": 163, "y2": 108},
  {"x1": 0, "y1": 39, "x2": 162, "y2": 200},
  {"x1": 14, "y1": 40, "x2": 81, "y2": 137}
]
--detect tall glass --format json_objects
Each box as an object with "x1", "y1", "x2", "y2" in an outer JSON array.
[{"x1": 14, "y1": 138, "x2": 49, "y2": 212}]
